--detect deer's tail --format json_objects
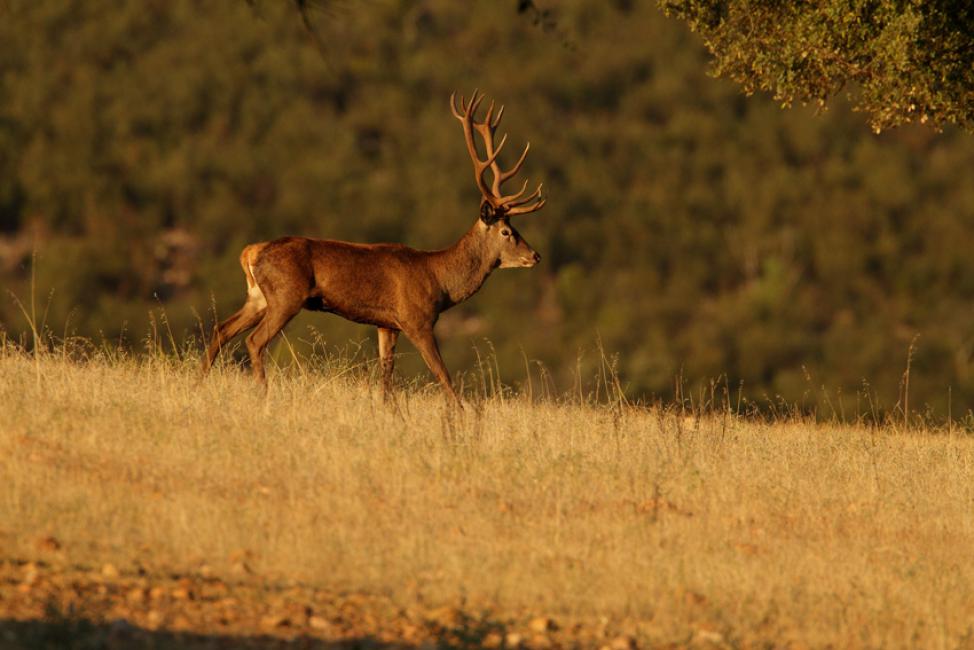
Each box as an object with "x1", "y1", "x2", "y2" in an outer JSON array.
[{"x1": 239, "y1": 242, "x2": 269, "y2": 308}]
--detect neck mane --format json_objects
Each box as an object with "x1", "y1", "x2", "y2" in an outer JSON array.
[{"x1": 430, "y1": 223, "x2": 497, "y2": 307}]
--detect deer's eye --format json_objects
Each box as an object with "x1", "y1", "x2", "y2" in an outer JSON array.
[{"x1": 501, "y1": 229, "x2": 511, "y2": 237}]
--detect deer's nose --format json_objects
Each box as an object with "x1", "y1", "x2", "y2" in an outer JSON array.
[{"x1": 532, "y1": 252, "x2": 542, "y2": 264}]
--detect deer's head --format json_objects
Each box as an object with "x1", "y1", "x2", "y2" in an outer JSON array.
[{"x1": 452, "y1": 91, "x2": 545, "y2": 269}]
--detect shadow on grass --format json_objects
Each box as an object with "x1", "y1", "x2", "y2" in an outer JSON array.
[
  {"x1": 1, "y1": 617, "x2": 404, "y2": 649},
  {"x1": 1, "y1": 609, "x2": 508, "y2": 649}
]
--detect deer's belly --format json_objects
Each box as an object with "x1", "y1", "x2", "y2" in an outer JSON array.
[{"x1": 304, "y1": 297, "x2": 399, "y2": 330}]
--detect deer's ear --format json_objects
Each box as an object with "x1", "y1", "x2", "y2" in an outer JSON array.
[{"x1": 480, "y1": 202, "x2": 499, "y2": 225}]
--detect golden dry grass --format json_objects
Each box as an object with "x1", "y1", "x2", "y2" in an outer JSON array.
[{"x1": 2, "y1": 344, "x2": 974, "y2": 648}]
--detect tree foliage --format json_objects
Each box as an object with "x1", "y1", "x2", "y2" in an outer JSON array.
[
  {"x1": 660, "y1": 0, "x2": 974, "y2": 132},
  {"x1": 2, "y1": 1, "x2": 974, "y2": 417}
]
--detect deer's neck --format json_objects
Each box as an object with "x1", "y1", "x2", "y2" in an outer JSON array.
[{"x1": 432, "y1": 224, "x2": 497, "y2": 308}]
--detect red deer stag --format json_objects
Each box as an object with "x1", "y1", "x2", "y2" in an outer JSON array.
[{"x1": 201, "y1": 91, "x2": 546, "y2": 405}]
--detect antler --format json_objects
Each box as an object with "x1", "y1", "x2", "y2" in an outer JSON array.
[{"x1": 450, "y1": 90, "x2": 546, "y2": 217}]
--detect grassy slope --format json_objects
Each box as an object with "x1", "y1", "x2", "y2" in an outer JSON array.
[{"x1": 2, "y1": 348, "x2": 973, "y2": 648}]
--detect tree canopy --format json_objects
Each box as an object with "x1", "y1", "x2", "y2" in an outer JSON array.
[{"x1": 660, "y1": 0, "x2": 974, "y2": 132}]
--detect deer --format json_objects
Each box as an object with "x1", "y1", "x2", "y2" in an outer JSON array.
[{"x1": 200, "y1": 91, "x2": 546, "y2": 406}]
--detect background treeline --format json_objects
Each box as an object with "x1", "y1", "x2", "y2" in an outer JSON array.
[{"x1": 2, "y1": 0, "x2": 974, "y2": 417}]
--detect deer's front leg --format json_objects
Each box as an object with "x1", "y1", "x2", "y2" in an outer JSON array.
[
  {"x1": 405, "y1": 327, "x2": 462, "y2": 407},
  {"x1": 377, "y1": 327, "x2": 399, "y2": 402}
]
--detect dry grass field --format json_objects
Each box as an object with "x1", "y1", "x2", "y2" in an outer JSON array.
[{"x1": 2, "y1": 341, "x2": 974, "y2": 648}]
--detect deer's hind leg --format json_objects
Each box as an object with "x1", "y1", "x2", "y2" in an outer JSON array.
[
  {"x1": 202, "y1": 242, "x2": 271, "y2": 376},
  {"x1": 245, "y1": 299, "x2": 303, "y2": 386},
  {"x1": 201, "y1": 301, "x2": 267, "y2": 375}
]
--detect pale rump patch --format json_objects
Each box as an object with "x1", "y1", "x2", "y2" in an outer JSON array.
[{"x1": 247, "y1": 264, "x2": 267, "y2": 310}]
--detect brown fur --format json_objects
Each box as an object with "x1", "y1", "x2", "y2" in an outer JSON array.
[{"x1": 201, "y1": 217, "x2": 539, "y2": 405}]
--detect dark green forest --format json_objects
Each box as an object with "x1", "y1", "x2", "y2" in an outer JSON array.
[{"x1": 3, "y1": 1, "x2": 974, "y2": 418}]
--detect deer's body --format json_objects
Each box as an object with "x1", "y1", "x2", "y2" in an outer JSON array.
[
  {"x1": 251, "y1": 228, "x2": 502, "y2": 326},
  {"x1": 202, "y1": 91, "x2": 545, "y2": 405}
]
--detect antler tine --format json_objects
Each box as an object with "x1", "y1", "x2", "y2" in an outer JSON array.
[
  {"x1": 468, "y1": 93, "x2": 486, "y2": 123},
  {"x1": 487, "y1": 141, "x2": 529, "y2": 197},
  {"x1": 498, "y1": 142, "x2": 530, "y2": 187},
  {"x1": 507, "y1": 183, "x2": 543, "y2": 207},
  {"x1": 449, "y1": 91, "x2": 468, "y2": 120},
  {"x1": 506, "y1": 196, "x2": 546, "y2": 216},
  {"x1": 504, "y1": 183, "x2": 545, "y2": 216},
  {"x1": 491, "y1": 133, "x2": 508, "y2": 158},
  {"x1": 492, "y1": 105, "x2": 505, "y2": 129},
  {"x1": 483, "y1": 101, "x2": 496, "y2": 132},
  {"x1": 499, "y1": 179, "x2": 530, "y2": 204}
]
